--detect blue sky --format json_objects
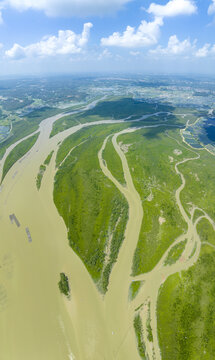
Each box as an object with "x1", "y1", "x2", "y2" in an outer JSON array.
[{"x1": 0, "y1": 0, "x2": 215, "y2": 75}]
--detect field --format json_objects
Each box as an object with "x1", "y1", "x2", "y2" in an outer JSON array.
[
  {"x1": 180, "y1": 149, "x2": 215, "y2": 221},
  {"x1": 50, "y1": 97, "x2": 176, "y2": 137},
  {"x1": 197, "y1": 218, "x2": 215, "y2": 246},
  {"x1": 2, "y1": 132, "x2": 39, "y2": 182},
  {"x1": 102, "y1": 136, "x2": 126, "y2": 185},
  {"x1": 118, "y1": 127, "x2": 190, "y2": 275},
  {"x1": 36, "y1": 164, "x2": 46, "y2": 190},
  {"x1": 36, "y1": 151, "x2": 54, "y2": 190},
  {"x1": 0, "y1": 107, "x2": 61, "y2": 159},
  {"x1": 54, "y1": 123, "x2": 129, "y2": 293},
  {"x1": 50, "y1": 114, "x2": 79, "y2": 137},
  {"x1": 164, "y1": 239, "x2": 187, "y2": 266},
  {"x1": 134, "y1": 314, "x2": 147, "y2": 359},
  {"x1": 84, "y1": 98, "x2": 172, "y2": 119},
  {"x1": 157, "y1": 245, "x2": 215, "y2": 360},
  {"x1": 129, "y1": 281, "x2": 143, "y2": 301},
  {"x1": 58, "y1": 273, "x2": 70, "y2": 297},
  {"x1": 151, "y1": 124, "x2": 215, "y2": 359}
]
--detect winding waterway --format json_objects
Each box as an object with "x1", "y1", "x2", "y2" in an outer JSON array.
[{"x1": 0, "y1": 105, "x2": 212, "y2": 359}]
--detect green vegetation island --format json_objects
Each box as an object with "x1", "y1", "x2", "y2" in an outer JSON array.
[{"x1": 58, "y1": 273, "x2": 70, "y2": 297}]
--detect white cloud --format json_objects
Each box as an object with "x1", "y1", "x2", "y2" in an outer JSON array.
[
  {"x1": 150, "y1": 35, "x2": 195, "y2": 55},
  {"x1": 130, "y1": 51, "x2": 140, "y2": 56},
  {"x1": 147, "y1": 0, "x2": 197, "y2": 18},
  {"x1": 98, "y1": 49, "x2": 112, "y2": 60},
  {"x1": 1, "y1": 0, "x2": 133, "y2": 17},
  {"x1": 208, "y1": 0, "x2": 215, "y2": 15},
  {"x1": 150, "y1": 36, "x2": 215, "y2": 59},
  {"x1": 194, "y1": 44, "x2": 215, "y2": 58},
  {"x1": 6, "y1": 43, "x2": 25, "y2": 59},
  {"x1": 5, "y1": 23, "x2": 92, "y2": 59},
  {"x1": 100, "y1": 0, "x2": 197, "y2": 50},
  {"x1": 195, "y1": 44, "x2": 211, "y2": 58},
  {"x1": 101, "y1": 17, "x2": 163, "y2": 48}
]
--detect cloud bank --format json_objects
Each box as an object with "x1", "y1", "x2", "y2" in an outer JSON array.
[
  {"x1": 101, "y1": 0, "x2": 197, "y2": 49},
  {"x1": 149, "y1": 35, "x2": 215, "y2": 60},
  {"x1": 0, "y1": 0, "x2": 133, "y2": 17},
  {"x1": 147, "y1": 0, "x2": 197, "y2": 18},
  {"x1": 101, "y1": 17, "x2": 163, "y2": 48},
  {"x1": 208, "y1": 0, "x2": 215, "y2": 15},
  {"x1": 150, "y1": 35, "x2": 195, "y2": 55},
  {"x1": 195, "y1": 44, "x2": 215, "y2": 58},
  {"x1": 5, "y1": 23, "x2": 92, "y2": 59}
]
